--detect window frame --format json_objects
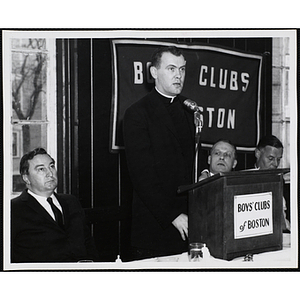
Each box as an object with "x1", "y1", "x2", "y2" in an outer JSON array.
[{"x1": 3, "y1": 34, "x2": 57, "y2": 197}]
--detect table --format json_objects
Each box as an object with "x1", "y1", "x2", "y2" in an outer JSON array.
[
  {"x1": 7, "y1": 234, "x2": 295, "y2": 270},
  {"x1": 122, "y1": 233, "x2": 296, "y2": 269}
]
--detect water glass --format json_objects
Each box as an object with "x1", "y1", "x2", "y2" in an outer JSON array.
[{"x1": 189, "y1": 242, "x2": 204, "y2": 262}]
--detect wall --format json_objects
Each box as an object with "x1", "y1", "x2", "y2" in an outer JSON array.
[{"x1": 272, "y1": 37, "x2": 291, "y2": 169}]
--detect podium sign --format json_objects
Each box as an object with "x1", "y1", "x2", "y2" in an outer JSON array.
[
  {"x1": 234, "y1": 191, "x2": 273, "y2": 239},
  {"x1": 179, "y1": 169, "x2": 287, "y2": 260}
]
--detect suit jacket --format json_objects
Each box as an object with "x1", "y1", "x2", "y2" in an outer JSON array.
[
  {"x1": 123, "y1": 89, "x2": 195, "y2": 254},
  {"x1": 11, "y1": 190, "x2": 99, "y2": 263}
]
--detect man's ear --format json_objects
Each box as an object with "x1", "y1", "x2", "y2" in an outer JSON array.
[
  {"x1": 22, "y1": 174, "x2": 30, "y2": 185},
  {"x1": 150, "y1": 66, "x2": 157, "y2": 79},
  {"x1": 255, "y1": 148, "x2": 260, "y2": 159},
  {"x1": 232, "y1": 159, "x2": 237, "y2": 169},
  {"x1": 207, "y1": 155, "x2": 211, "y2": 165}
]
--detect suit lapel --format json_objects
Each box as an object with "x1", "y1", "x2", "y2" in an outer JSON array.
[{"x1": 21, "y1": 191, "x2": 57, "y2": 225}]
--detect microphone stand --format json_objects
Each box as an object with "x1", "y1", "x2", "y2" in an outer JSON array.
[{"x1": 194, "y1": 109, "x2": 203, "y2": 183}]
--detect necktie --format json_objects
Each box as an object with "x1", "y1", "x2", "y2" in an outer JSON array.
[{"x1": 47, "y1": 197, "x2": 64, "y2": 229}]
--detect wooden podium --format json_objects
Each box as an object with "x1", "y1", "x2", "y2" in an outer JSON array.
[{"x1": 178, "y1": 168, "x2": 289, "y2": 260}]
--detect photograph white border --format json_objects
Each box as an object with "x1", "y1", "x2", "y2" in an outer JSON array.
[{"x1": 2, "y1": 29, "x2": 298, "y2": 272}]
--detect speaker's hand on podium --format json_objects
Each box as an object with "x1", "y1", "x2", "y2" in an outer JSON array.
[{"x1": 172, "y1": 213, "x2": 188, "y2": 241}]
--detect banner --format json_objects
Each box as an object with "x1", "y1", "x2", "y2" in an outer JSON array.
[{"x1": 110, "y1": 39, "x2": 263, "y2": 152}]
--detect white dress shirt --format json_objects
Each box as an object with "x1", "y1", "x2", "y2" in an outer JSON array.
[
  {"x1": 198, "y1": 169, "x2": 215, "y2": 181},
  {"x1": 27, "y1": 189, "x2": 63, "y2": 220}
]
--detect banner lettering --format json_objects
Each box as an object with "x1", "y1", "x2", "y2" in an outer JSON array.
[{"x1": 110, "y1": 39, "x2": 262, "y2": 152}]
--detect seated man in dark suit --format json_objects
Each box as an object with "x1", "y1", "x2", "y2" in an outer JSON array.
[{"x1": 11, "y1": 147, "x2": 99, "y2": 263}]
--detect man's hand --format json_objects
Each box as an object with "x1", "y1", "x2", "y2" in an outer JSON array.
[
  {"x1": 198, "y1": 169, "x2": 209, "y2": 181},
  {"x1": 172, "y1": 213, "x2": 188, "y2": 240}
]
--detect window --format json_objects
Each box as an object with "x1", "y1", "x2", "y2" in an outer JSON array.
[{"x1": 4, "y1": 35, "x2": 57, "y2": 196}]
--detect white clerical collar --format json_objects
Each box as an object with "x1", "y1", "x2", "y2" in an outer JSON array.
[{"x1": 155, "y1": 87, "x2": 176, "y2": 103}]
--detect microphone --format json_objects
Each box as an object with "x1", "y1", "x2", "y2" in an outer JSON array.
[
  {"x1": 183, "y1": 99, "x2": 203, "y2": 183},
  {"x1": 183, "y1": 99, "x2": 202, "y2": 112}
]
